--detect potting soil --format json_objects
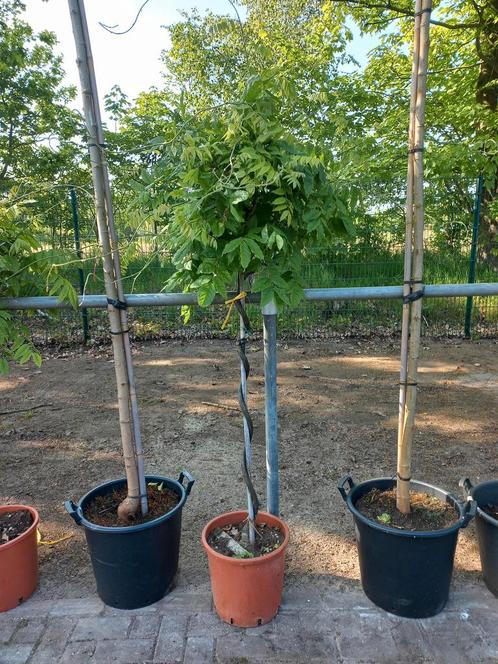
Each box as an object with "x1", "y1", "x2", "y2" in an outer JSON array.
[
  {"x1": 208, "y1": 521, "x2": 284, "y2": 557},
  {"x1": 356, "y1": 488, "x2": 459, "y2": 531},
  {"x1": 83, "y1": 483, "x2": 179, "y2": 527},
  {"x1": 0, "y1": 509, "x2": 33, "y2": 545}
]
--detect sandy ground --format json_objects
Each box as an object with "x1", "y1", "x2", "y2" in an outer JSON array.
[{"x1": 0, "y1": 337, "x2": 497, "y2": 599}]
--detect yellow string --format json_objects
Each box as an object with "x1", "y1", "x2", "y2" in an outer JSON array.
[
  {"x1": 37, "y1": 529, "x2": 74, "y2": 546},
  {"x1": 221, "y1": 291, "x2": 246, "y2": 330}
]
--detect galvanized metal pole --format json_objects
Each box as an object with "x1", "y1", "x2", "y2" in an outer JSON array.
[
  {"x1": 2, "y1": 283, "x2": 498, "y2": 311},
  {"x1": 263, "y1": 300, "x2": 279, "y2": 516},
  {"x1": 464, "y1": 175, "x2": 484, "y2": 338},
  {"x1": 70, "y1": 189, "x2": 89, "y2": 344}
]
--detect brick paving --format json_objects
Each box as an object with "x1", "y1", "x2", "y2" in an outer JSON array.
[{"x1": 1, "y1": 587, "x2": 498, "y2": 663}]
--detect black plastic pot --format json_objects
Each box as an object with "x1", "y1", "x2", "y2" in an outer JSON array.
[
  {"x1": 65, "y1": 471, "x2": 194, "y2": 609},
  {"x1": 338, "y1": 476, "x2": 475, "y2": 618},
  {"x1": 460, "y1": 477, "x2": 498, "y2": 597}
]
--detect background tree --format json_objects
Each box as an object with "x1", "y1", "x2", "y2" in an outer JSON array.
[
  {"x1": 0, "y1": 0, "x2": 90, "y2": 240},
  {"x1": 150, "y1": 0, "x2": 496, "y2": 266},
  {"x1": 334, "y1": 0, "x2": 498, "y2": 267}
]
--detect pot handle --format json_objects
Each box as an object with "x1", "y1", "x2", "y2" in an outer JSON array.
[
  {"x1": 459, "y1": 477, "x2": 474, "y2": 498},
  {"x1": 64, "y1": 500, "x2": 82, "y2": 525},
  {"x1": 337, "y1": 475, "x2": 355, "y2": 502},
  {"x1": 461, "y1": 499, "x2": 477, "y2": 528},
  {"x1": 179, "y1": 470, "x2": 195, "y2": 497}
]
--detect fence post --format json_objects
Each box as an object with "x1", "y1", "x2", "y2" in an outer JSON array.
[
  {"x1": 464, "y1": 175, "x2": 484, "y2": 338},
  {"x1": 262, "y1": 299, "x2": 279, "y2": 516},
  {"x1": 70, "y1": 188, "x2": 89, "y2": 343}
]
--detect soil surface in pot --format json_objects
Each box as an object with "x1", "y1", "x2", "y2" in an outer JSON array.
[
  {"x1": 356, "y1": 488, "x2": 459, "y2": 531},
  {"x1": 0, "y1": 509, "x2": 33, "y2": 545},
  {"x1": 482, "y1": 504, "x2": 498, "y2": 521},
  {"x1": 208, "y1": 521, "x2": 284, "y2": 558},
  {"x1": 83, "y1": 482, "x2": 179, "y2": 527}
]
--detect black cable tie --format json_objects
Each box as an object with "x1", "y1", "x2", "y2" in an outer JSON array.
[
  {"x1": 403, "y1": 286, "x2": 425, "y2": 304},
  {"x1": 408, "y1": 147, "x2": 425, "y2": 154},
  {"x1": 127, "y1": 493, "x2": 148, "y2": 500},
  {"x1": 107, "y1": 297, "x2": 128, "y2": 310},
  {"x1": 415, "y1": 7, "x2": 432, "y2": 16},
  {"x1": 399, "y1": 381, "x2": 418, "y2": 387},
  {"x1": 397, "y1": 472, "x2": 412, "y2": 482},
  {"x1": 87, "y1": 142, "x2": 107, "y2": 149},
  {"x1": 403, "y1": 279, "x2": 424, "y2": 285},
  {"x1": 110, "y1": 329, "x2": 130, "y2": 335}
]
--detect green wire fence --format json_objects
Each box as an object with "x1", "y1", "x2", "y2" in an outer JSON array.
[{"x1": 25, "y1": 176, "x2": 498, "y2": 344}]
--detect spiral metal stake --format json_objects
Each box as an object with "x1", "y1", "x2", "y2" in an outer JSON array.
[{"x1": 236, "y1": 280, "x2": 259, "y2": 546}]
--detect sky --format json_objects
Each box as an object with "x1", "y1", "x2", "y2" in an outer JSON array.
[
  {"x1": 23, "y1": 1, "x2": 376, "y2": 120},
  {"x1": 23, "y1": 0, "x2": 246, "y2": 112}
]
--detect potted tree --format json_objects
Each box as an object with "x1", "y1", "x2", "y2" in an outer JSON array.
[
  {"x1": 141, "y1": 71, "x2": 353, "y2": 626},
  {"x1": 63, "y1": 0, "x2": 194, "y2": 610},
  {"x1": 337, "y1": 1, "x2": 475, "y2": 619}
]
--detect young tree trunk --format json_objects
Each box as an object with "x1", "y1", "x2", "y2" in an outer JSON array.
[
  {"x1": 397, "y1": 0, "x2": 422, "y2": 514},
  {"x1": 396, "y1": 0, "x2": 431, "y2": 514},
  {"x1": 68, "y1": 0, "x2": 145, "y2": 521}
]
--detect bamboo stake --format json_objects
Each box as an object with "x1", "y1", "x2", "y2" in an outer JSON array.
[
  {"x1": 75, "y1": 1, "x2": 147, "y2": 518},
  {"x1": 68, "y1": 0, "x2": 145, "y2": 520},
  {"x1": 396, "y1": 0, "x2": 432, "y2": 513},
  {"x1": 398, "y1": 0, "x2": 422, "y2": 462}
]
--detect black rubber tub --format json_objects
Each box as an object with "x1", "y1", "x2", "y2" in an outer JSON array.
[
  {"x1": 65, "y1": 471, "x2": 194, "y2": 609},
  {"x1": 338, "y1": 476, "x2": 475, "y2": 618},
  {"x1": 460, "y1": 477, "x2": 498, "y2": 597}
]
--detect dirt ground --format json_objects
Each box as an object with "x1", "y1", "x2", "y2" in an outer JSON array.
[{"x1": 0, "y1": 337, "x2": 497, "y2": 599}]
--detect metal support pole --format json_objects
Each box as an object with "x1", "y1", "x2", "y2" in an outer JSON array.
[
  {"x1": 465, "y1": 175, "x2": 484, "y2": 338},
  {"x1": 70, "y1": 189, "x2": 89, "y2": 344},
  {"x1": 2, "y1": 283, "x2": 498, "y2": 311},
  {"x1": 263, "y1": 299, "x2": 279, "y2": 516}
]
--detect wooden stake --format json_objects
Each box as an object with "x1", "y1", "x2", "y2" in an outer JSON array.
[
  {"x1": 77, "y1": 8, "x2": 148, "y2": 518},
  {"x1": 396, "y1": 0, "x2": 432, "y2": 513},
  {"x1": 398, "y1": 0, "x2": 421, "y2": 469},
  {"x1": 68, "y1": 0, "x2": 146, "y2": 520}
]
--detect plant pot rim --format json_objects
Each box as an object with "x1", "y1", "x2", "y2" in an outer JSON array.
[
  {"x1": 465, "y1": 478, "x2": 498, "y2": 527},
  {"x1": 0, "y1": 504, "x2": 39, "y2": 553},
  {"x1": 343, "y1": 477, "x2": 469, "y2": 539},
  {"x1": 201, "y1": 510, "x2": 290, "y2": 564},
  {"x1": 72, "y1": 475, "x2": 189, "y2": 534}
]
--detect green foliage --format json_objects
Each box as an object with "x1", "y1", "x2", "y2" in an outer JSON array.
[
  {"x1": 377, "y1": 512, "x2": 392, "y2": 525},
  {"x1": 0, "y1": 2, "x2": 81, "y2": 182},
  {"x1": 153, "y1": 0, "x2": 497, "y2": 266},
  {"x1": 139, "y1": 74, "x2": 353, "y2": 310},
  {"x1": 0, "y1": 0, "x2": 90, "y2": 241},
  {"x1": 0, "y1": 197, "x2": 77, "y2": 373}
]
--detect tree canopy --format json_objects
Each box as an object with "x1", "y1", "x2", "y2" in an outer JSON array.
[{"x1": 135, "y1": 73, "x2": 353, "y2": 310}]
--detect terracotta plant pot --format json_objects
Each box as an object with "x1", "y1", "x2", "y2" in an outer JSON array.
[
  {"x1": 201, "y1": 510, "x2": 289, "y2": 627},
  {"x1": 0, "y1": 504, "x2": 39, "y2": 612}
]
